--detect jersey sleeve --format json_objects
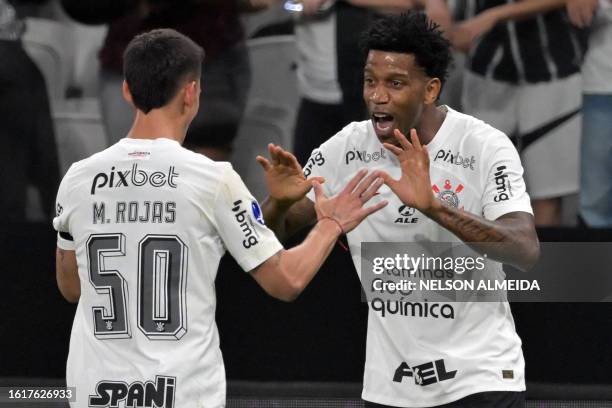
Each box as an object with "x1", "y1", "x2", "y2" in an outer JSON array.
[
  {"x1": 213, "y1": 166, "x2": 283, "y2": 272},
  {"x1": 52, "y1": 167, "x2": 75, "y2": 250},
  {"x1": 481, "y1": 134, "x2": 534, "y2": 220},
  {"x1": 304, "y1": 136, "x2": 343, "y2": 203}
]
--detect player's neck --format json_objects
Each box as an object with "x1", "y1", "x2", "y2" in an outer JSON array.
[
  {"x1": 126, "y1": 109, "x2": 187, "y2": 144},
  {"x1": 415, "y1": 104, "x2": 447, "y2": 146}
]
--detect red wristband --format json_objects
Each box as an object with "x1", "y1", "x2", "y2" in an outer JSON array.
[{"x1": 318, "y1": 216, "x2": 344, "y2": 235}]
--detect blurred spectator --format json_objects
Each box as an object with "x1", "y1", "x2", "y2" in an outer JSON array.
[
  {"x1": 0, "y1": 0, "x2": 60, "y2": 222},
  {"x1": 62, "y1": 0, "x2": 265, "y2": 161},
  {"x1": 450, "y1": 0, "x2": 586, "y2": 226},
  {"x1": 567, "y1": 0, "x2": 612, "y2": 228}
]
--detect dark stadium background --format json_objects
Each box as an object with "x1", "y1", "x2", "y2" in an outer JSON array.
[{"x1": 3, "y1": 224, "x2": 612, "y2": 387}]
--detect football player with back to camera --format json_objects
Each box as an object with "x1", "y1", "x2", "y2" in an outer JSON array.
[
  {"x1": 53, "y1": 28, "x2": 387, "y2": 408},
  {"x1": 258, "y1": 11, "x2": 540, "y2": 408}
]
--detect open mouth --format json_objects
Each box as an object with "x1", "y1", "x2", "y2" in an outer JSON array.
[{"x1": 371, "y1": 113, "x2": 396, "y2": 139}]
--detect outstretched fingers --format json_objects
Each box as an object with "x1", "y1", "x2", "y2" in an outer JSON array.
[
  {"x1": 383, "y1": 142, "x2": 404, "y2": 157},
  {"x1": 359, "y1": 176, "x2": 384, "y2": 203},
  {"x1": 278, "y1": 147, "x2": 300, "y2": 168},
  {"x1": 409, "y1": 128, "x2": 422, "y2": 150},
  {"x1": 255, "y1": 155, "x2": 272, "y2": 171},
  {"x1": 359, "y1": 199, "x2": 389, "y2": 219},
  {"x1": 312, "y1": 180, "x2": 326, "y2": 202},
  {"x1": 354, "y1": 170, "x2": 382, "y2": 198},
  {"x1": 341, "y1": 169, "x2": 368, "y2": 196},
  {"x1": 309, "y1": 176, "x2": 326, "y2": 185},
  {"x1": 394, "y1": 129, "x2": 413, "y2": 151},
  {"x1": 378, "y1": 170, "x2": 400, "y2": 192}
]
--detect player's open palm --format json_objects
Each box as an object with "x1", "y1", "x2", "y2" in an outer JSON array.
[
  {"x1": 379, "y1": 129, "x2": 436, "y2": 213},
  {"x1": 256, "y1": 143, "x2": 324, "y2": 206},
  {"x1": 313, "y1": 169, "x2": 388, "y2": 233}
]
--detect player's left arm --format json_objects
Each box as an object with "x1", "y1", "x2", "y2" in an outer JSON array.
[
  {"x1": 56, "y1": 247, "x2": 80, "y2": 303},
  {"x1": 421, "y1": 206, "x2": 540, "y2": 272},
  {"x1": 379, "y1": 129, "x2": 540, "y2": 272},
  {"x1": 53, "y1": 166, "x2": 80, "y2": 303}
]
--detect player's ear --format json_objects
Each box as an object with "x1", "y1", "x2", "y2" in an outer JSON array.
[
  {"x1": 424, "y1": 77, "x2": 441, "y2": 105},
  {"x1": 183, "y1": 80, "x2": 198, "y2": 108},
  {"x1": 122, "y1": 80, "x2": 134, "y2": 107}
]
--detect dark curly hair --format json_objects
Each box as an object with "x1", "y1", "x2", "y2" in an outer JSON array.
[{"x1": 361, "y1": 11, "x2": 452, "y2": 86}]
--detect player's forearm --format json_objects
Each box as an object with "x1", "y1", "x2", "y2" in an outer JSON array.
[
  {"x1": 262, "y1": 196, "x2": 315, "y2": 241},
  {"x1": 485, "y1": 0, "x2": 566, "y2": 24},
  {"x1": 261, "y1": 197, "x2": 291, "y2": 239},
  {"x1": 278, "y1": 219, "x2": 341, "y2": 299},
  {"x1": 256, "y1": 219, "x2": 341, "y2": 301},
  {"x1": 423, "y1": 201, "x2": 540, "y2": 271}
]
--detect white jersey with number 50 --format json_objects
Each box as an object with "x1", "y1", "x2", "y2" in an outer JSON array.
[{"x1": 53, "y1": 138, "x2": 282, "y2": 408}]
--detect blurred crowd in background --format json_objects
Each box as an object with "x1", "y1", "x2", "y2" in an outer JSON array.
[{"x1": 0, "y1": 0, "x2": 610, "y2": 230}]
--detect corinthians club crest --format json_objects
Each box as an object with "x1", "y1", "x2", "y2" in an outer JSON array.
[{"x1": 432, "y1": 179, "x2": 464, "y2": 209}]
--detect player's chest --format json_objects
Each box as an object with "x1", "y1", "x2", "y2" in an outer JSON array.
[{"x1": 337, "y1": 149, "x2": 483, "y2": 214}]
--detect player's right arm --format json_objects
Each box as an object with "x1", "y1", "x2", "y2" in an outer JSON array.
[
  {"x1": 257, "y1": 143, "x2": 322, "y2": 240},
  {"x1": 252, "y1": 170, "x2": 387, "y2": 301},
  {"x1": 214, "y1": 163, "x2": 386, "y2": 302}
]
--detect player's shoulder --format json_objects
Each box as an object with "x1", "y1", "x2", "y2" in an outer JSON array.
[
  {"x1": 174, "y1": 143, "x2": 230, "y2": 174},
  {"x1": 448, "y1": 107, "x2": 512, "y2": 150},
  {"x1": 318, "y1": 120, "x2": 372, "y2": 152},
  {"x1": 337, "y1": 120, "x2": 372, "y2": 141},
  {"x1": 61, "y1": 145, "x2": 112, "y2": 182}
]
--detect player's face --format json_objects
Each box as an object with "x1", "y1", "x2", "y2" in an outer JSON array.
[{"x1": 364, "y1": 50, "x2": 429, "y2": 146}]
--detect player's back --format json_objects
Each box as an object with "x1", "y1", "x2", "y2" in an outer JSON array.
[{"x1": 55, "y1": 138, "x2": 232, "y2": 407}]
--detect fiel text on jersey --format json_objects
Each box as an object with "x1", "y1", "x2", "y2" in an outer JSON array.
[
  {"x1": 393, "y1": 359, "x2": 457, "y2": 387},
  {"x1": 91, "y1": 164, "x2": 179, "y2": 195}
]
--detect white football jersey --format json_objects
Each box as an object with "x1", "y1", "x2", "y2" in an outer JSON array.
[
  {"x1": 305, "y1": 107, "x2": 533, "y2": 407},
  {"x1": 53, "y1": 138, "x2": 282, "y2": 408}
]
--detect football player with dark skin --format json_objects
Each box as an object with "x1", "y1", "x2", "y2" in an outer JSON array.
[{"x1": 257, "y1": 14, "x2": 540, "y2": 272}]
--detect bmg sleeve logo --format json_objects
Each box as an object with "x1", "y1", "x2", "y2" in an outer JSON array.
[{"x1": 232, "y1": 200, "x2": 261, "y2": 248}]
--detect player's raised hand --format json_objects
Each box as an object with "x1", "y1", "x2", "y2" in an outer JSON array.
[
  {"x1": 256, "y1": 143, "x2": 324, "y2": 206},
  {"x1": 313, "y1": 169, "x2": 388, "y2": 233},
  {"x1": 379, "y1": 128, "x2": 437, "y2": 213}
]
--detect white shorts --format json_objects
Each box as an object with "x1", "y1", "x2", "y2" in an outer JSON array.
[{"x1": 462, "y1": 71, "x2": 582, "y2": 200}]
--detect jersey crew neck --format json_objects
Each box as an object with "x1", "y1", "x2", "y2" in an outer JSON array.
[
  {"x1": 120, "y1": 137, "x2": 182, "y2": 147},
  {"x1": 422, "y1": 105, "x2": 457, "y2": 153}
]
